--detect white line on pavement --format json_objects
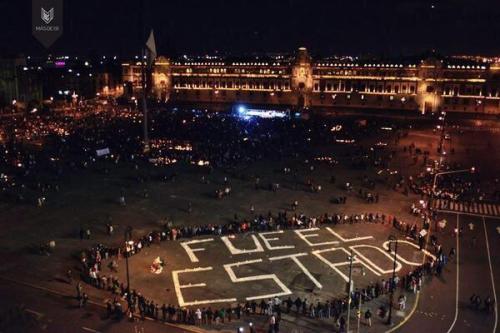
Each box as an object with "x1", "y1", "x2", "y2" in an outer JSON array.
[
  {"x1": 435, "y1": 210, "x2": 500, "y2": 220},
  {"x1": 446, "y1": 213, "x2": 460, "y2": 333},
  {"x1": 482, "y1": 217, "x2": 498, "y2": 333},
  {"x1": 82, "y1": 327, "x2": 101, "y2": 333},
  {"x1": 25, "y1": 308, "x2": 44, "y2": 317}
]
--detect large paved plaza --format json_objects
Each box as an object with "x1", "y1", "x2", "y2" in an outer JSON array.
[{"x1": 0, "y1": 107, "x2": 498, "y2": 333}]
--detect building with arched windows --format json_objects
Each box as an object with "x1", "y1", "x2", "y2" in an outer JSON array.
[{"x1": 122, "y1": 48, "x2": 500, "y2": 115}]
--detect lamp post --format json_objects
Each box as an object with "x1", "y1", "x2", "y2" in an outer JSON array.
[
  {"x1": 125, "y1": 226, "x2": 133, "y2": 293},
  {"x1": 386, "y1": 235, "x2": 398, "y2": 326},
  {"x1": 436, "y1": 111, "x2": 446, "y2": 168},
  {"x1": 346, "y1": 249, "x2": 355, "y2": 333}
]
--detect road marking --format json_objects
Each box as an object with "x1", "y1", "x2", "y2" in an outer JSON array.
[
  {"x1": 434, "y1": 201, "x2": 500, "y2": 218},
  {"x1": 384, "y1": 216, "x2": 433, "y2": 333},
  {"x1": 446, "y1": 213, "x2": 460, "y2": 333},
  {"x1": 483, "y1": 217, "x2": 498, "y2": 333},
  {"x1": 435, "y1": 210, "x2": 500, "y2": 220},
  {"x1": 25, "y1": 308, "x2": 44, "y2": 317},
  {"x1": 82, "y1": 327, "x2": 101, "y2": 333}
]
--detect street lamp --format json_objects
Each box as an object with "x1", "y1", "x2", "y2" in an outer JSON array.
[
  {"x1": 386, "y1": 235, "x2": 398, "y2": 325},
  {"x1": 125, "y1": 226, "x2": 133, "y2": 293},
  {"x1": 346, "y1": 249, "x2": 356, "y2": 333}
]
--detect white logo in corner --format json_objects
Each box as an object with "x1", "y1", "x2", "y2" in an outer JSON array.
[{"x1": 41, "y1": 7, "x2": 54, "y2": 24}]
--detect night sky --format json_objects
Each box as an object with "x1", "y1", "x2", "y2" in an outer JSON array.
[{"x1": 1, "y1": 0, "x2": 500, "y2": 57}]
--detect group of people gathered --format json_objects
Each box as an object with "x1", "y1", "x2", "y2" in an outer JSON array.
[{"x1": 78, "y1": 207, "x2": 449, "y2": 331}]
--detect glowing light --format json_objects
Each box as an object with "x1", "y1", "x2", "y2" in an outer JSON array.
[{"x1": 236, "y1": 107, "x2": 288, "y2": 119}]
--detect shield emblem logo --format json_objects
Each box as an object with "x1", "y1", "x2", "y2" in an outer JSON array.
[
  {"x1": 32, "y1": 0, "x2": 63, "y2": 48},
  {"x1": 41, "y1": 7, "x2": 54, "y2": 24}
]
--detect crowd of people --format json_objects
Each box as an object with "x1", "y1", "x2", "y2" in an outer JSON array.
[
  {"x1": 1, "y1": 104, "x2": 415, "y2": 208},
  {"x1": 2, "y1": 104, "x2": 496, "y2": 332},
  {"x1": 77, "y1": 205, "x2": 452, "y2": 331}
]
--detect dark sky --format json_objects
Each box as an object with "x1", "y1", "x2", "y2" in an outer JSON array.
[{"x1": 1, "y1": 0, "x2": 500, "y2": 57}]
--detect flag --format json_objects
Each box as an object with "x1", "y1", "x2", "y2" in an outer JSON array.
[{"x1": 145, "y1": 29, "x2": 157, "y2": 68}]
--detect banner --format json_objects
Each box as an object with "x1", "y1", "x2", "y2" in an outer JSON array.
[{"x1": 96, "y1": 148, "x2": 110, "y2": 157}]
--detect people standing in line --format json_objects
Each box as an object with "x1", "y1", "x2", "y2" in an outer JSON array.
[{"x1": 364, "y1": 309, "x2": 372, "y2": 327}]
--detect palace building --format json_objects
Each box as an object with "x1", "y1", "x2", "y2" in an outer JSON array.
[{"x1": 122, "y1": 48, "x2": 500, "y2": 114}]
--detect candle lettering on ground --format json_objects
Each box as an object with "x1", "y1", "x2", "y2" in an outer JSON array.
[
  {"x1": 325, "y1": 227, "x2": 374, "y2": 242},
  {"x1": 180, "y1": 238, "x2": 214, "y2": 263},
  {"x1": 312, "y1": 247, "x2": 381, "y2": 282},
  {"x1": 221, "y1": 234, "x2": 265, "y2": 255},
  {"x1": 258, "y1": 230, "x2": 295, "y2": 250},
  {"x1": 172, "y1": 266, "x2": 237, "y2": 307},
  {"x1": 349, "y1": 244, "x2": 403, "y2": 274},
  {"x1": 223, "y1": 259, "x2": 292, "y2": 301},
  {"x1": 294, "y1": 228, "x2": 340, "y2": 247},
  {"x1": 269, "y1": 252, "x2": 323, "y2": 289},
  {"x1": 382, "y1": 240, "x2": 436, "y2": 266}
]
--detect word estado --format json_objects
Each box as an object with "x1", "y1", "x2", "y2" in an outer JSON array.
[{"x1": 172, "y1": 227, "x2": 435, "y2": 307}]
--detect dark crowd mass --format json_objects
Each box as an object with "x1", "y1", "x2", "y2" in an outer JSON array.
[{"x1": 1, "y1": 103, "x2": 497, "y2": 332}]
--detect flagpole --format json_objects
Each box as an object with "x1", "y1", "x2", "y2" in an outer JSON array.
[
  {"x1": 141, "y1": 47, "x2": 149, "y2": 153},
  {"x1": 140, "y1": 0, "x2": 149, "y2": 154}
]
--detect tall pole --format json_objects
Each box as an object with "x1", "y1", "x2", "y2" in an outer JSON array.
[
  {"x1": 140, "y1": 0, "x2": 149, "y2": 153},
  {"x1": 387, "y1": 239, "x2": 398, "y2": 325},
  {"x1": 125, "y1": 226, "x2": 132, "y2": 293},
  {"x1": 347, "y1": 249, "x2": 354, "y2": 333},
  {"x1": 357, "y1": 294, "x2": 362, "y2": 333},
  {"x1": 141, "y1": 48, "x2": 149, "y2": 153},
  {"x1": 125, "y1": 248, "x2": 130, "y2": 293}
]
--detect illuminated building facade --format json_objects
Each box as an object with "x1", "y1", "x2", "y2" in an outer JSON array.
[{"x1": 123, "y1": 48, "x2": 500, "y2": 114}]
